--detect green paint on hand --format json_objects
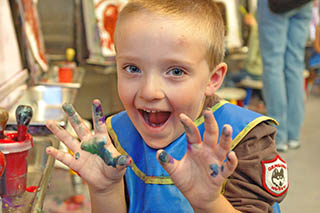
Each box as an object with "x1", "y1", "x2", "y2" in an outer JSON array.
[
  {"x1": 81, "y1": 138, "x2": 116, "y2": 167},
  {"x1": 62, "y1": 103, "x2": 75, "y2": 116},
  {"x1": 62, "y1": 103, "x2": 81, "y2": 125}
]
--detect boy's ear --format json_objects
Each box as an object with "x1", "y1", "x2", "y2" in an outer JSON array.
[{"x1": 205, "y1": 62, "x2": 228, "y2": 96}]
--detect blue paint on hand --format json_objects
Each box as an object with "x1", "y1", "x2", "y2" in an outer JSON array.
[{"x1": 210, "y1": 164, "x2": 219, "y2": 178}]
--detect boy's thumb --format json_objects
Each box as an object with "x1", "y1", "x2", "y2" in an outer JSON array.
[{"x1": 156, "y1": 150, "x2": 177, "y2": 175}]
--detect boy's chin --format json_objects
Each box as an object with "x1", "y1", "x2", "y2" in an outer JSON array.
[
  {"x1": 142, "y1": 136, "x2": 175, "y2": 150},
  {"x1": 144, "y1": 139, "x2": 171, "y2": 150},
  {"x1": 139, "y1": 125, "x2": 185, "y2": 150}
]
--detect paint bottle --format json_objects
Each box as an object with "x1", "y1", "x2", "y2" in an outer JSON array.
[
  {"x1": 58, "y1": 48, "x2": 76, "y2": 83},
  {"x1": 0, "y1": 105, "x2": 33, "y2": 196},
  {"x1": 0, "y1": 132, "x2": 33, "y2": 196}
]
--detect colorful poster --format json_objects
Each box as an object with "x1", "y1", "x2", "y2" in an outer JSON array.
[
  {"x1": 20, "y1": 0, "x2": 48, "y2": 71},
  {"x1": 94, "y1": 0, "x2": 128, "y2": 57}
]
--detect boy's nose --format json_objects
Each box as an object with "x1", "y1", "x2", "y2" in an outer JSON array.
[{"x1": 139, "y1": 77, "x2": 165, "y2": 101}]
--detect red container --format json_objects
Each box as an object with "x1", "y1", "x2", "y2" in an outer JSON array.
[
  {"x1": 0, "y1": 132, "x2": 33, "y2": 196},
  {"x1": 58, "y1": 66, "x2": 73, "y2": 83}
]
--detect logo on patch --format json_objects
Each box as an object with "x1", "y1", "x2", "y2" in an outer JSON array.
[{"x1": 261, "y1": 155, "x2": 288, "y2": 196}]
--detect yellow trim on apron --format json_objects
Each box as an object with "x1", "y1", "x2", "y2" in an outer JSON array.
[
  {"x1": 231, "y1": 115, "x2": 277, "y2": 150},
  {"x1": 194, "y1": 99, "x2": 228, "y2": 126}
]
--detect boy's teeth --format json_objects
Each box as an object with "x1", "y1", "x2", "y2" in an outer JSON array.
[
  {"x1": 150, "y1": 123, "x2": 158, "y2": 127},
  {"x1": 145, "y1": 109, "x2": 158, "y2": 113}
]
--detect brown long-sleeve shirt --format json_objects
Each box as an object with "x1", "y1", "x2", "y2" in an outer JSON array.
[{"x1": 224, "y1": 121, "x2": 287, "y2": 212}]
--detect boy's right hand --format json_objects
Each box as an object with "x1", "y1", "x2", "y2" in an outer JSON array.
[{"x1": 46, "y1": 99, "x2": 131, "y2": 192}]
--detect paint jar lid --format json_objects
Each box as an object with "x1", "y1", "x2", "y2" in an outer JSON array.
[{"x1": 0, "y1": 132, "x2": 33, "y2": 154}]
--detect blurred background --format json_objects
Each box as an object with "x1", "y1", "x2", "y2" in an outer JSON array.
[{"x1": 0, "y1": 0, "x2": 319, "y2": 212}]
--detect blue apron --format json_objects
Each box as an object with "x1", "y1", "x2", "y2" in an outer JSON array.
[{"x1": 107, "y1": 100, "x2": 276, "y2": 213}]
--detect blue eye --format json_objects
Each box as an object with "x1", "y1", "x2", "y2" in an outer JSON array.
[
  {"x1": 124, "y1": 65, "x2": 141, "y2": 73},
  {"x1": 168, "y1": 68, "x2": 184, "y2": 76}
]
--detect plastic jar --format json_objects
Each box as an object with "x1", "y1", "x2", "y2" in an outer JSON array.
[{"x1": 0, "y1": 132, "x2": 33, "y2": 196}]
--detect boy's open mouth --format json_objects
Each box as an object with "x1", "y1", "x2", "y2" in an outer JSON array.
[{"x1": 139, "y1": 109, "x2": 171, "y2": 127}]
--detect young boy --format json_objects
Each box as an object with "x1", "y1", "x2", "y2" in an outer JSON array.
[{"x1": 46, "y1": 0, "x2": 288, "y2": 212}]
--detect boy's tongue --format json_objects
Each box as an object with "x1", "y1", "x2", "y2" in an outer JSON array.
[{"x1": 147, "y1": 111, "x2": 170, "y2": 125}]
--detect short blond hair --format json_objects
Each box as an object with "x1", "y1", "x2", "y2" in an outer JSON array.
[{"x1": 115, "y1": 0, "x2": 225, "y2": 70}]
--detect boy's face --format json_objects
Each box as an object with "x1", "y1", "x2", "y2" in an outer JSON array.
[{"x1": 115, "y1": 12, "x2": 224, "y2": 149}]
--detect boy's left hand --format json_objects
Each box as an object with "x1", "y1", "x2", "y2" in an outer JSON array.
[{"x1": 156, "y1": 109, "x2": 238, "y2": 211}]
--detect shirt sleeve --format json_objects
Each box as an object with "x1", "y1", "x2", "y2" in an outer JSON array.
[{"x1": 223, "y1": 122, "x2": 288, "y2": 213}]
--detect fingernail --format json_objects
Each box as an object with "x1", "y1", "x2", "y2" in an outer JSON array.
[
  {"x1": 114, "y1": 155, "x2": 132, "y2": 167},
  {"x1": 62, "y1": 103, "x2": 75, "y2": 116},
  {"x1": 222, "y1": 125, "x2": 231, "y2": 137},
  {"x1": 159, "y1": 151, "x2": 172, "y2": 164}
]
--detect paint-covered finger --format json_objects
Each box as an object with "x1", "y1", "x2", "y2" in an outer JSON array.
[
  {"x1": 113, "y1": 155, "x2": 132, "y2": 169},
  {"x1": 203, "y1": 109, "x2": 219, "y2": 148},
  {"x1": 92, "y1": 99, "x2": 107, "y2": 135},
  {"x1": 219, "y1": 124, "x2": 233, "y2": 150},
  {"x1": 80, "y1": 136, "x2": 130, "y2": 168},
  {"x1": 46, "y1": 120, "x2": 80, "y2": 152},
  {"x1": 46, "y1": 146, "x2": 77, "y2": 170},
  {"x1": 179, "y1": 113, "x2": 201, "y2": 147},
  {"x1": 62, "y1": 103, "x2": 91, "y2": 140},
  {"x1": 220, "y1": 151, "x2": 238, "y2": 179},
  {"x1": 156, "y1": 150, "x2": 178, "y2": 175},
  {"x1": 214, "y1": 124, "x2": 233, "y2": 163}
]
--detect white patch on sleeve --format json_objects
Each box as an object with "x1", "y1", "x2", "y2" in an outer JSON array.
[{"x1": 261, "y1": 155, "x2": 289, "y2": 196}]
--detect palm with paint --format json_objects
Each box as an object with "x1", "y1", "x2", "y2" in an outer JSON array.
[
  {"x1": 156, "y1": 110, "x2": 239, "y2": 212},
  {"x1": 46, "y1": 99, "x2": 131, "y2": 193}
]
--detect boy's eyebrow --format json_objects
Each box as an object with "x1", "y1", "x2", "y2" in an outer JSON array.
[
  {"x1": 160, "y1": 57, "x2": 196, "y2": 67},
  {"x1": 116, "y1": 55, "x2": 197, "y2": 67}
]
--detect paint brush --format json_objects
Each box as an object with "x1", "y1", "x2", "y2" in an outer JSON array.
[
  {"x1": 0, "y1": 107, "x2": 9, "y2": 139},
  {"x1": 15, "y1": 105, "x2": 33, "y2": 141}
]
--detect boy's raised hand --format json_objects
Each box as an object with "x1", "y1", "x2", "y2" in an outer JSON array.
[
  {"x1": 46, "y1": 99, "x2": 131, "y2": 192},
  {"x1": 156, "y1": 109, "x2": 238, "y2": 211}
]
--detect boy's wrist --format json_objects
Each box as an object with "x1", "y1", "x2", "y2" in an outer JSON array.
[
  {"x1": 192, "y1": 194, "x2": 240, "y2": 213},
  {"x1": 89, "y1": 179, "x2": 127, "y2": 213},
  {"x1": 88, "y1": 178, "x2": 124, "y2": 196}
]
